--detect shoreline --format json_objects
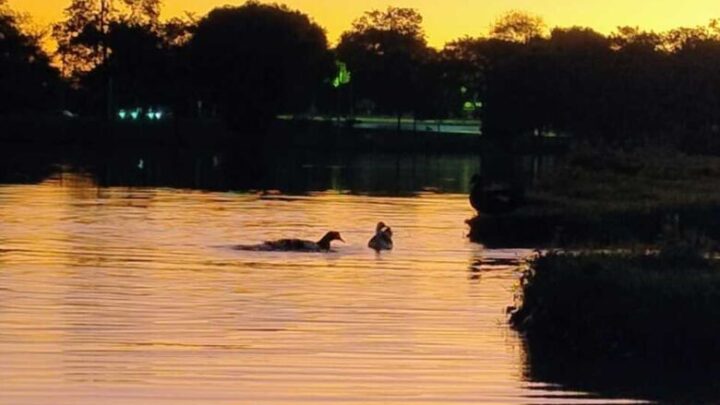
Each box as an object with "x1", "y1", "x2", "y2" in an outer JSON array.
[
  {"x1": 0, "y1": 115, "x2": 568, "y2": 154},
  {"x1": 468, "y1": 147, "x2": 720, "y2": 249}
]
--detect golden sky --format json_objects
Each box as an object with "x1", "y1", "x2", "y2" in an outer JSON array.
[{"x1": 9, "y1": 0, "x2": 720, "y2": 47}]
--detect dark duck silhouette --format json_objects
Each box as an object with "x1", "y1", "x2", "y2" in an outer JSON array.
[
  {"x1": 469, "y1": 174, "x2": 525, "y2": 215},
  {"x1": 368, "y1": 222, "x2": 393, "y2": 251},
  {"x1": 236, "y1": 231, "x2": 345, "y2": 252}
]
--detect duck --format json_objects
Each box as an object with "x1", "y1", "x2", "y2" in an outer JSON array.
[
  {"x1": 236, "y1": 231, "x2": 345, "y2": 252},
  {"x1": 469, "y1": 174, "x2": 525, "y2": 215},
  {"x1": 368, "y1": 222, "x2": 393, "y2": 251}
]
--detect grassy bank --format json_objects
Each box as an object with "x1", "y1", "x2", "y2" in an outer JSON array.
[
  {"x1": 511, "y1": 251, "x2": 720, "y2": 364},
  {"x1": 468, "y1": 145, "x2": 720, "y2": 248}
]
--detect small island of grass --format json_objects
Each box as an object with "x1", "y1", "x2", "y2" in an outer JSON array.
[{"x1": 468, "y1": 145, "x2": 720, "y2": 249}]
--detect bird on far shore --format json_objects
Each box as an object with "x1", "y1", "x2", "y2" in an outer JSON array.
[
  {"x1": 469, "y1": 174, "x2": 524, "y2": 215},
  {"x1": 235, "y1": 231, "x2": 345, "y2": 252},
  {"x1": 368, "y1": 222, "x2": 393, "y2": 251}
]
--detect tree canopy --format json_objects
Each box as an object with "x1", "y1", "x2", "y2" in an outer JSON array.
[
  {"x1": 337, "y1": 7, "x2": 429, "y2": 119},
  {"x1": 53, "y1": 0, "x2": 163, "y2": 78},
  {"x1": 0, "y1": 3, "x2": 60, "y2": 113},
  {"x1": 6, "y1": 0, "x2": 720, "y2": 150},
  {"x1": 186, "y1": 2, "x2": 332, "y2": 131},
  {"x1": 490, "y1": 10, "x2": 546, "y2": 43}
]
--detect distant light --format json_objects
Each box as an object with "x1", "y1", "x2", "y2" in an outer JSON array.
[
  {"x1": 475, "y1": 101, "x2": 483, "y2": 108},
  {"x1": 154, "y1": 111, "x2": 163, "y2": 120},
  {"x1": 130, "y1": 109, "x2": 140, "y2": 120},
  {"x1": 146, "y1": 110, "x2": 155, "y2": 120},
  {"x1": 460, "y1": 86, "x2": 468, "y2": 94},
  {"x1": 137, "y1": 159, "x2": 144, "y2": 170},
  {"x1": 118, "y1": 110, "x2": 127, "y2": 119},
  {"x1": 463, "y1": 101, "x2": 475, "y2": 112}
]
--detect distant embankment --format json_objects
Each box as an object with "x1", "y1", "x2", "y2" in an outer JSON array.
[
  {"x1": 467, "y1": 148, "x2": 720, "y2": 249},
  {"x1": 0, "y1": 115, "x2": 566, "y2": 153},
  {"x1": 0, "y1": 116, "x2": 233, "y2": 147}
]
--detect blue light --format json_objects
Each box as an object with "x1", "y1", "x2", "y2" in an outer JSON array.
[
  {"x1": 118, "y1": 110, "x2": 127, "y2": 119},
  {"x1": 130, "y1": 109, "x2": 140, "y2": 120},
  {"x1": 146, "y1": 110, "x2": 155, "y2": 120},
  {"x1": 154, "y1": 111, "x2": 163, "y2": 120}
]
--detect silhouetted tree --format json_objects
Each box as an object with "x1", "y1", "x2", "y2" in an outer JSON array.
[
  {"x1": 120, "y1": 0, "x2": 161, "y2": 26},
  {"x1": 185, "y1": 2, "x2": 332, "y2": 132},
  {"x1": 53, "y1": 0, "x2": 188, "y2": 116},
  {"x1": 159, "y1": 14, "x2": 194, "y2": 47},
  {"x1": 79, "y1": 21, "x2": 168, "y2": 109},
  {"x1": 663, "y1": 26, "x2": 710, "y2": 52},
  {"x1": 469, "y1": 17, "x2": 720, "y2": 149},
  {"x1": 663, "y1": 26, "x2": 720, "y2": 145},
  {"x1": 539, "y1": 27, "x2": 612, "y2": 133},
  {"x1": 351, "y1": 7, "x2": 423, "y2": 36},
  {"x1": 337, "y1": 7, "x2": 429, "y2": 125},
  {"x1": 12, "y1": 0, "x2": 720, "y2": 152},
  {"x1": 53, "y1": 0, "x2": 163, "y2": 78},
  {"x1": 610, "y1": 26, "x2": 662, "y2": 52},
  {"x1": 0, "y1": 2, "x2": 60, "y2": 113},
  {"x1": 437, "y1": 37, "x2": 489, "y2": 118},
  {"x1": 53, "y1": 0, "x2": 107, "y2": 78},
  {"x1": 490, "y1": 11, "x2": 546, "y2": 43}
]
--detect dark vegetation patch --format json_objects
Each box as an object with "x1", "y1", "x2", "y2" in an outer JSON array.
[
  {"x1": 468, "y1": 146, "x2": 720, "y2": 249},
  {"x1": 511, "y1": 251, "x2": 720, "y2": 364}
]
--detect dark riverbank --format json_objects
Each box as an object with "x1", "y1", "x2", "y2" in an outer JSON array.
[
  {"x1": 512, "y1": 251, "x2": 720, "y2": 361},
  {"x1": 466, "y1": 145, "x2": 720, "y2": 401},
  {"x1": 468, "y1": 146, "x2": 720, "y2": 248},
  {"x1": 0, "y1": 115, "x2": 568, "y2": 154},
  {"x1": 511, "y1": 251, "x2": 720, "y2": 401}
]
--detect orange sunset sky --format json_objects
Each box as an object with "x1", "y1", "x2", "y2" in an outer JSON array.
[{"x1": 8, "y1": 0, "x2": 720, "y2": 47}]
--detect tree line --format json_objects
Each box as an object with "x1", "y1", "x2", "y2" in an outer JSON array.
[{"x1": 3, "y1": 0, "x2": 720, "y2": 147}]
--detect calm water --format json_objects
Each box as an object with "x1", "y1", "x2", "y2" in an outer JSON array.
[{"x1": 0, "y1": 152, "x2": 641, "y2": 404}]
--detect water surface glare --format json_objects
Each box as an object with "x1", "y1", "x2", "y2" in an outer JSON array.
[{"x1": 0, "y1": 173, "x2": 639, "y2": 404}]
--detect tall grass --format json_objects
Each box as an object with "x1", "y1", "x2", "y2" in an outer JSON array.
[{"x1": 511, "y1": 251, "x2": 720, "y2": 363}]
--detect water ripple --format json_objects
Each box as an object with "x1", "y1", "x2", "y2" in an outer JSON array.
[{"x1": 0, "y1": 175, "x2": 643, "y2": 404}]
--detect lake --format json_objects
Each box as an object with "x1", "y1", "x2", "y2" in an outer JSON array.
[{"x1": 0, "y1": 147, "x2": 641, "y2": 404}]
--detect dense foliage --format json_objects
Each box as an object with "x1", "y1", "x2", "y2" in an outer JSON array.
[
  {"x1": 0, "y1": 1, "x2": 60, "y2": 113},
  {"x1": 186, "y1": 2, "x2": 332, "y2": 131},
  {"x1": 336, "y1": 7, "x2": 429, "y2": 120},
  {"x1": 8, "y1": 1, "x2": 720, "y2": 142}
]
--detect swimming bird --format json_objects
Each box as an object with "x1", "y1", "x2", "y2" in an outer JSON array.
[
  {"x1": 469, "y1": 174, "x2": 525, "y2": 215},
  {"x1": 368, "y1": 222, "x2": 393, "y2": 251},
  {"x1": 236, "y1": 231, "x2": 345, "y2": 252}
]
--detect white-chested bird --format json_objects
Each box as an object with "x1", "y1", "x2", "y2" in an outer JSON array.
[{"x1": 368, "y1": 222, "x2": 393, "y2": 251}]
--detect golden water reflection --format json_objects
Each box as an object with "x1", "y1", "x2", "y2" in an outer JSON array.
[{"x1": 0, "y1": 173, "x2": 638, "y2": 404}]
